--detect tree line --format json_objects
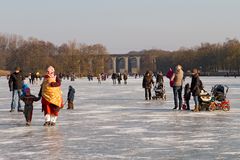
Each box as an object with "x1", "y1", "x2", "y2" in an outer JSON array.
[
  {"x1": 0, "y1": 33, "x2": 110, "y2": 76},
  {"x1": 140, "y1": 39, "x2": 240, "y2": 75},
  {"x1": 0, "y1": 33, "x2": 240, "y2": 76}
]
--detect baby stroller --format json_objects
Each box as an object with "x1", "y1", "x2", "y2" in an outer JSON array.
[
  {"x1": 209, "y1": 84, "x2": 230, "y2": 111},
  {"x1": 152, "y1": 82, "x2": 166, "y2": 100},
  {"x1": 199, "y1": 89, "x2": 213, "y2": 111}
]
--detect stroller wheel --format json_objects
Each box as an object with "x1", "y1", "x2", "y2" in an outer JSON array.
[
  {"x1": 222, "y1": 104, "x2": 230, "y2": 111},
  {"x1": 209, "y1": 102, "x2": 216, "y2": 111}
]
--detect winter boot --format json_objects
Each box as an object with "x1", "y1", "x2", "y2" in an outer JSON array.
[
  {"x1": 193, "y1": 105, "x2": 199, "y2": 112},
  {"x1": 50, "y1": 116, "x2": 57, "y2": 126},
  {"x1": 44, "y1": 114, "x2": 51, "y2": 126}
]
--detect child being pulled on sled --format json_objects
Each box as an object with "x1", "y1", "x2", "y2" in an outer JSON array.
[{"x1": 20, "y1": 88, "x2": 41, "y2": 126}]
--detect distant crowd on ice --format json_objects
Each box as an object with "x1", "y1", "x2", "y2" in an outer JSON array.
[{"x1": 6, "y1": 64, "x2": 230, "y2": 126}]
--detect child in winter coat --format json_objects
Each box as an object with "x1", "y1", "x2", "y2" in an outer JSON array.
[
  {"x1": 21, "y1": 83, "x2": 29, "y2": 96},
  {"x1": 20, "y1": 88, "x2": 41, "y2": 126},
  {"x1": 184, "y1": 83, "x2": 191, "y2": 110},
  {"x1": 67, "y1": 85, "x2": 75, "y2": 109}
]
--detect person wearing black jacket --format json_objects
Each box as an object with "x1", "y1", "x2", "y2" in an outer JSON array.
[
  {"x1": 184, "y1": 83, "x2": 191, "y2": 110},
  {"x1": 8, "y1": 67, "x2": 24, "y2": 112},
  {"x1": 142, "y1": 70, "x2": 154, "y2": 100},
  {"x1": 190, "y1": 68, "x2": 203, "y2": 112}
]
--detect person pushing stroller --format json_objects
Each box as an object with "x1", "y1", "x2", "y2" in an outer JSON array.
[{"x1": 142, "y1": 70, "x2": 154, "y2": 100}]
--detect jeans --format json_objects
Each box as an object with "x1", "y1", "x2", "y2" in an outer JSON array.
[
  {"x1": 145, "y1": 88, "x2": 152, "y2": 100},
  {"x1": 173, "y1": 86, "x2": 182, "y2": 109},
  {"x1": 193, "y1": 96, "x2": 199, "y2": 106},
  {"x1": 11, "y1": 89, "x2": 22, "y2": 110}
]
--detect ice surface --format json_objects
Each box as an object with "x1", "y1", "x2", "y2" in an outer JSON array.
[{"x1": 0, "y1": 76, "x2": 240, "y2": 160}]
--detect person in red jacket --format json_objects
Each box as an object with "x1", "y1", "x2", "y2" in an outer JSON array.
[{"x1": 39, "y1": 66, "x2": 63, "y2": 126}]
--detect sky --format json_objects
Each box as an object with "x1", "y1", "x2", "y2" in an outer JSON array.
[{"x1": 1, "y1": 0, "x2": 240, "y2": 54}]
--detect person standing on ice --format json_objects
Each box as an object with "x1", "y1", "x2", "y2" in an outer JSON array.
[
  {"x1": 171, "y1": 65, "x2": 184, "y2": 110},
  {"x1": 39, "y1": 66, "x2": 63, "y2": 126},
  {"x1": 8, "y1": 66, "x2": 24, "y2": 112},
  {"x1": 142, "y1": 70, "x2": 154, "y2": 100},
  {"x1": 123, "y1": 73, "x2": 128, "y2": 85},
  {"x1": 67, "y1": 85, "x2": 75, "y2": 110},
  {"x1": 190, "y1": 68, "x2": 202, "y2": 112},
  {"x1": 111, "y1": 73, "x2": 117, "y2": 85}
]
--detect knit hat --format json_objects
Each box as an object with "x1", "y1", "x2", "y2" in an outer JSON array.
[
  {"x1": 25, "y1": 88, "x2": 30, "y2": 95},
  {"x1": 47, "y1": 66, "x2": 55, "y2": 78}
]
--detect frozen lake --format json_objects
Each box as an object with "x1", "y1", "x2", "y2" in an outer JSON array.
[{"x1": 0, "y1": 76, "x2": 240, "y2": 160}]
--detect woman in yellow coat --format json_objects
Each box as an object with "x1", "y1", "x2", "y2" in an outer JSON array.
[{"x1": 40, "y1": 66, "x2": 63, "y2": 126}]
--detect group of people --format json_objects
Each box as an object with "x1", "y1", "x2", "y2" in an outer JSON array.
[
  {"x1": 170, "y1": 65, "x2": 202, "y2": 111},
  {"x1": 8, "y1": 66, "x2": 75, "y2": 126},
  {"x1": 142, "y1": 65, "x2": 203, "y2": 111},
  {"x1": 28, "y1": 72, "x2": 41, "y2": 84},
  {"x1": 8, "y1": 64, "x2": 203, "y2": 127},
  {"x1": 111, "y1": 72, "x2": 128, "y2": 85}
]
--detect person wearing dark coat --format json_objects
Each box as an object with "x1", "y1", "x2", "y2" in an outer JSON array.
[
  {"x1": 111, "y1": 73, "x2": 117, "y2": 85},
  {"x1": 190, "y1": 68, "x2": 203, "y2": 112},
  {"x1": 117, "y1": 73, "x2": 122, "y2": 84},
  {"x1": 20, "y1": 88, "x2": 41, "y2": 126},
  {"x1": 8, "y1": 67, "x2": 24, "y2": 112},
  {"x1": 142, "y1": 71, "x2": 154, "y2": 100},
  {"x1": 123, "y1": 73, "x2": 128, "y2": 85},
  {"x1": 184, "y1": 83, "x2": 191, "y2": 110},
  {"x1": 67, "y1": 85, "x2": 75, "y2": 109}
]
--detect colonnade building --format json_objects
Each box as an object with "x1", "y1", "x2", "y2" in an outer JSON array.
[{"x1": 108, "y1": 54, "x2": 141, "y2": 74}]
